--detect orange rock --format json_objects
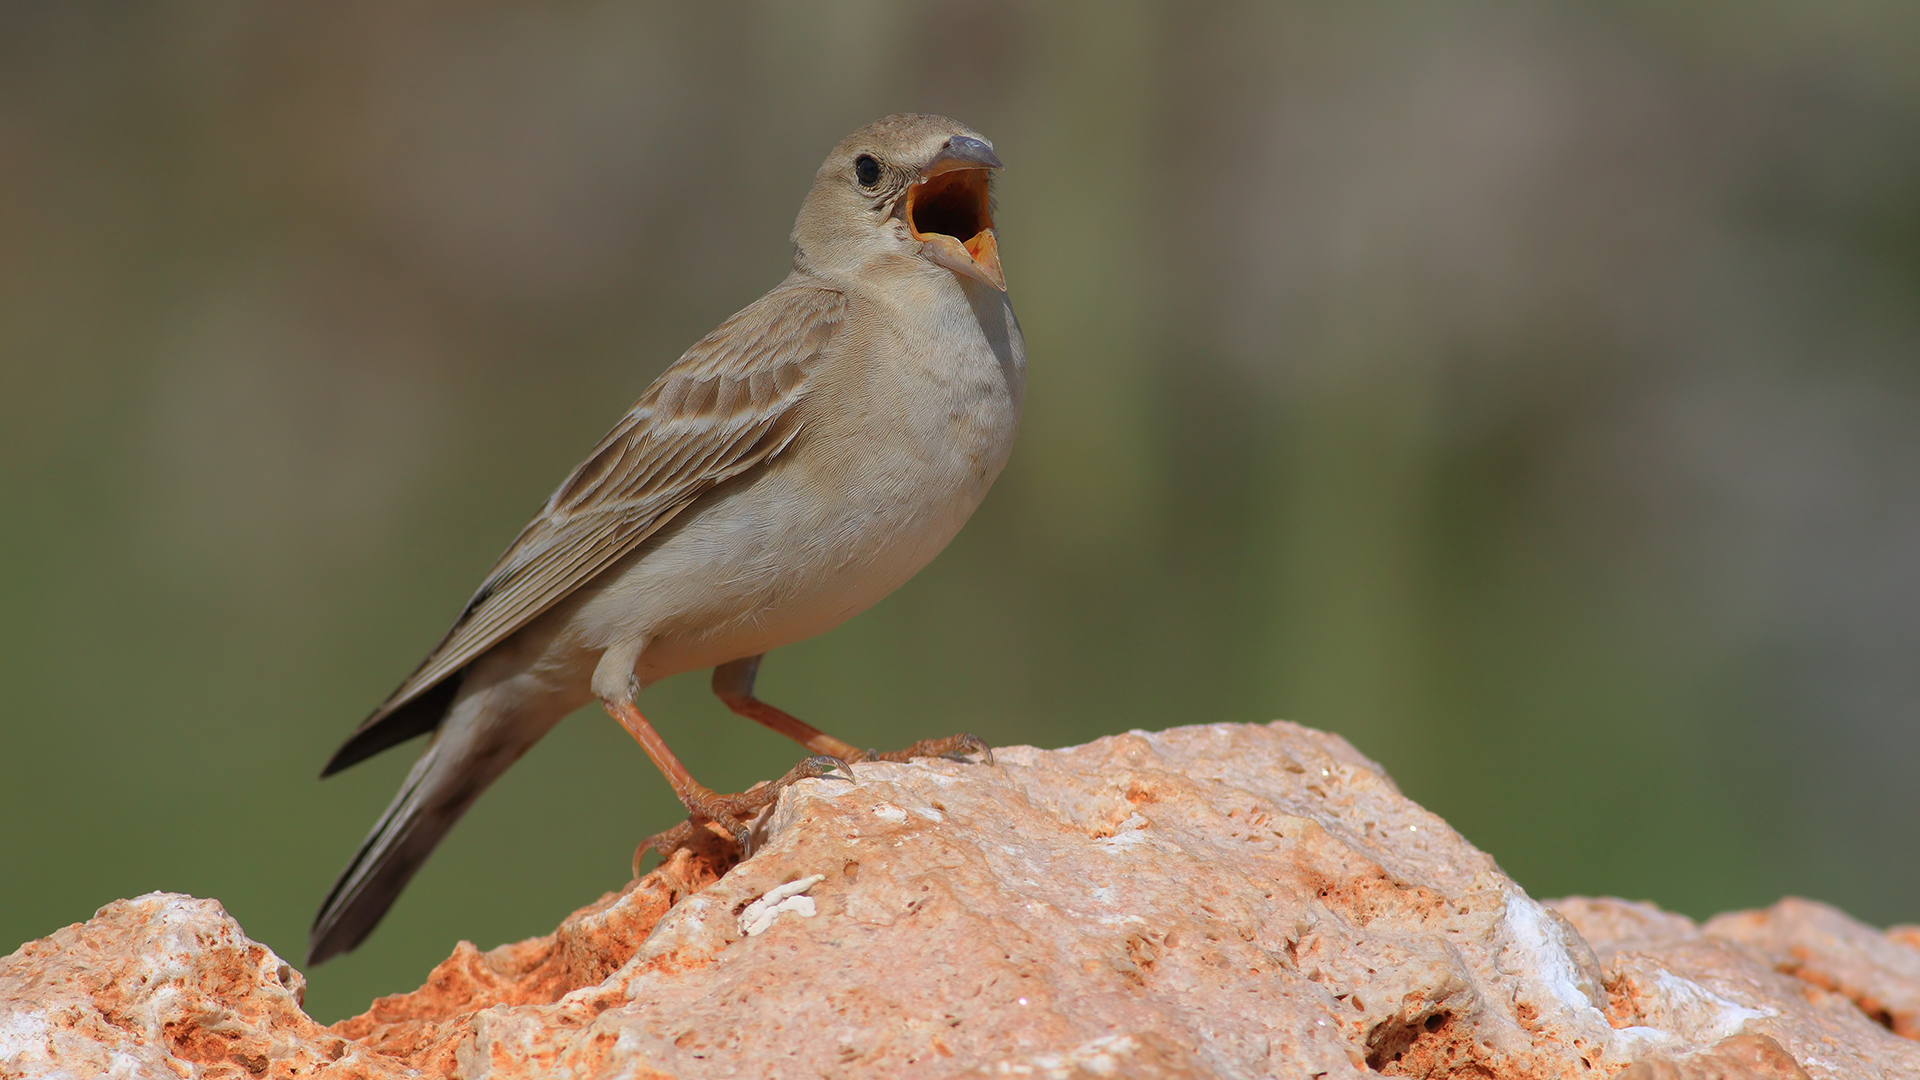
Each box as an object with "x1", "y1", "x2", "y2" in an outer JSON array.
[
  {"x1": 5, "y1": 722, "x2": 1919, "y2": 1079},
  {"x1": 328, "y1": 843, "x2": 727, "y2": 1073},
  {"x1": 1704, "y1": 897, "x2": 1920, "y2": 1040},
  {"x1": 1554, "y1": 896, "x2": 1917, "y2": 1078},
  {"x1": 0, "y1": 893, "x2": 398, "y2": 1079},
  {"x1": 1613, "y1": 1033, "x2": 1811, "y2": 1079}
]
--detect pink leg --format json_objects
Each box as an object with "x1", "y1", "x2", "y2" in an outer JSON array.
[{"x1": 712, "y1": 655, "x2": 994, "y2": 766}]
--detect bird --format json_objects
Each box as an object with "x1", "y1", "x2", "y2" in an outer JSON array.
[{"x1": 308, "y1": 114, "x2": 1023, "y2": 965}]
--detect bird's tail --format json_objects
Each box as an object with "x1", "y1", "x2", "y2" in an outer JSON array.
[{"x1": 307, "y1": 685, "x2": 561, "y2": 965}]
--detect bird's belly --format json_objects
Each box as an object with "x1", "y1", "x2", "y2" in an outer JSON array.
[
  {"x1": 598, "y1": 459, "x2": 980, "y2": 684},
  {"x1": 579, "y1": 438, "x2": 1008, "y2": 687}
]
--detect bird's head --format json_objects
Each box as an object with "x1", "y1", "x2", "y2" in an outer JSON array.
[{"x1": 794, "y1": 113, "x2": 1005, "y2": 292}]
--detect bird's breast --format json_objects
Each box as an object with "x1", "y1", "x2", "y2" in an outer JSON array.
[
  {"x1": 598, "y1": 279, "x2": 1024, "y2": 683},
  {"x1": 821, "y1": 278, "x2": 1025, "y2": 535}
]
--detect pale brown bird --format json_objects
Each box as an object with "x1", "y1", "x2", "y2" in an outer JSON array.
[{"x1": 309, "y1": 114, "x2": 1021, "y2": 965}]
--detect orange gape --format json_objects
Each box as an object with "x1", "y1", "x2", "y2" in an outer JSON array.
[{"x1": 906, "y1": 167, "x2": 1004, "y2": 289}]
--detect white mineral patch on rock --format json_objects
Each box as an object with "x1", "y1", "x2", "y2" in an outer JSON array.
[{"x1": 738, "y1": 874, "x2": 825, "y2": 937}]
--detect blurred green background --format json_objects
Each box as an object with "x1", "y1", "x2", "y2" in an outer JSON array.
[{"x1": 4, "y1": 2, "x2": 1919, "y2": 1023}]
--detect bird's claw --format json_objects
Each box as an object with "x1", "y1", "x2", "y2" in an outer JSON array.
[
  {"x1": 862, "y1": 732, "x2": 994, "y2": 766},
  {"x1": 631, "y1": 754, "x2": 857, "y2": 877},
  {"x1": 631, "y1": 818, "x2": 705, "y2": 877},
  {"x1": 944, "y1": 733, "x2": 993, "y2": 766},
  {"x1": 795, "y1": 753, "x2": 857, "y2": 784}
]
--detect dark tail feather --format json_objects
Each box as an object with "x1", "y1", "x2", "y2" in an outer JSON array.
[
  {"x1": 309, "y1": 677, "x2": 565, "y2": 966},
  {"x1": 308, "y1": 732, "x2": 479, "y2": 965},
  {"x1": 321, "y1": 675, "x2": 462, "y2": 778}
]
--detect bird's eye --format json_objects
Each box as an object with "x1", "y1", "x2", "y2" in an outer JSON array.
[{"x1": 854, "y1": 154, "x2": 882, "y2": 188}]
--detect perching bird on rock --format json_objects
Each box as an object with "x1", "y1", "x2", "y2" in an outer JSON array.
[{"x1": 309, "y1": 114, "x2": 1022, "y2": 965}]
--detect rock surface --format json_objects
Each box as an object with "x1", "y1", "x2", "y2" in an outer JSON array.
[{"x1": 4, "y1": 721, "x2": 1920, "y2": 1079}]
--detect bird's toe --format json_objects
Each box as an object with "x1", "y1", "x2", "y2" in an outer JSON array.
[{"x1": 864, "y1": 732, "x2": 994, "y2": 765}]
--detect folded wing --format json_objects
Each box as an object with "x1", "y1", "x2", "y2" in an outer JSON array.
[{"x1": 321, "y1": 281, "x2": 845, "y2": 775}]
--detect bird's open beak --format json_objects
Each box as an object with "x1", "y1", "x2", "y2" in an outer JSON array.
[{"x1": 905, "y1": 136, "x2": 1005, "y2": 292}]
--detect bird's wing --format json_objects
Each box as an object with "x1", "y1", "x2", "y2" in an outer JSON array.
[{"x1": 328, "y1": 281, "x2": 845, "y2": 764}]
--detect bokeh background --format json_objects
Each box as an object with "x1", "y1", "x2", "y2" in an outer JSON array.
[{"x1": 4, "y1": 2, "x2": 1919, "y2": 1022}]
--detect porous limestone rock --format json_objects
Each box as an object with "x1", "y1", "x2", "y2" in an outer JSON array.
[
  {"x1": 4, "y1": 721, "x2": 1919, "y2": 1079},
  {"x1": 1551, "y1": 896, "x2": 1915, "y2": 1079},
  {"x1": 1702, "y1": 898, "x2": 1920, "y2": 1041},
  {"x1": 0, "y1": 892, "x2": 393, "y2": 1079}
]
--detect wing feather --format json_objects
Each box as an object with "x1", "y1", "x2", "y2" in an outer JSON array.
[{"x1": 335, "y1": 281, "x2": 845, "y2": 753}]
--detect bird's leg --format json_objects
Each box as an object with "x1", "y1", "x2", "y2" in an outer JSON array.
[
  {"x1": 712, "y1": 655, "x2": 993, "y2": 766},
  {"x1": 601, "y1": 695, "x2": 848, "y2": 853},
  {"x1": 712, "y1": 656, "x2": 863, "y2": 760},
  {"x1": 600, "y1": 696, "x2": 740, "y2": 839}
]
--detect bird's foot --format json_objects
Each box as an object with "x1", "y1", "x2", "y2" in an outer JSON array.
[
  {"x1": 857, "y1": 732, "x2": 993, "y2": 766},
  {"x1": 633, "y1": 754, "x2": 853, "y2": 875},
  {"x1": 631, "y1": 817, "x2": 737, "y2": 879}
]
